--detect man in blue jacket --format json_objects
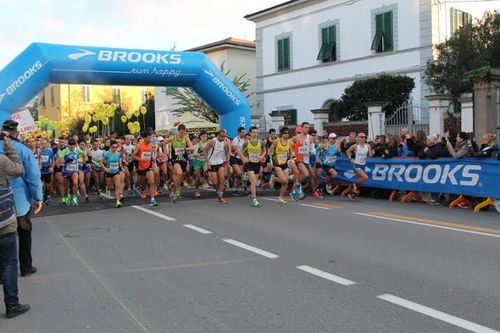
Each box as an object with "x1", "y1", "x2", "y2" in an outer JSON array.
[{"x1": 0, "y1": 120, "x2": 43, "y2": 277}]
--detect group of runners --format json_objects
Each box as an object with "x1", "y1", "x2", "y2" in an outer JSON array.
[{"x1": 24, "y1": 122, "x2": 374, "y2": 208}]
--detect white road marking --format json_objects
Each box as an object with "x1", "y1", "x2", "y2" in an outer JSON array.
[
  {"x1": 378, "y1": 294, "x2": 499, "y2": 333},
  {"x1": 299, "y1": 203, "x2": 330, "y2": 210},
  {"x1": 183, "y1": 224, "x2": 212, "y2": 234},
  {"x1": 262, "y1": 197, "x2": 278, "y2": 202},
  {"x1": 296, "y1": 265, "x2": 356, "y2": 286},
  {"x1": 132, "y1": 205, "x2": 176, "y2": 221},
  {"x1": 354, "y1": 212, "x2": 500, "y2": 239},
  {"x1": 222, "y1": 239, "x2": 279, "y2": 259}
]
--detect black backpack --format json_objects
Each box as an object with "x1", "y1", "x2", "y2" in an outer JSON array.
[{"x1": 0, "y1": 185, "x2": 17, "y2": 229}]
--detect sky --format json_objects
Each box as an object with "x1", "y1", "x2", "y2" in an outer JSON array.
[{"x1": 0, "y1": 0, "x2": 285, "y2": 69}]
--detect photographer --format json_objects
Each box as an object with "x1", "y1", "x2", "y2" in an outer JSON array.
[
  {"x1": 0, "y1": 133, "x2": 31, "y2": 318},
  {"x1": 445, "y1": 132, "x2": 472, "y2": 158},
  {"x1": 0, "y1": 120, "x2": 43, "y2": 279}
]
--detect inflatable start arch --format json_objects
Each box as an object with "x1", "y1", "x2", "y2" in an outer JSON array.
[{"x1": 0, "y1": 43, "x2": 250, "y2": 137}]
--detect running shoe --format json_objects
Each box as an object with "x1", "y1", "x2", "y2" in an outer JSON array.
[
  {"x1": 46, "y1": 195, "x2": 53, "y2": 203},
  {"x1": 150, "y1": 198, "x2": 158, "y2": 207},
  {"x1": 61, "y1": 196, "x2": 68, "y2": 205},
  {"x1": 269, "y1": 175, "x2": 276, "y2": 189},
  {"x1": 115, "y1": 200, "x2": 122, "y2": 208},
  {"x1": 140, "y1": 191, "x2": 147, "y2": 199},
  {"x1": 85, "y1": 196, "x2": 90, "y2": 202},
  {"x1": 325, "y1": 184, "x2": 333, "y2": 195},
  {"x1": 251, "y1": 198, "x2": 261, "y2": 207},
  {"x1": 72, "y1": 195, "x2": 79, "y2": 206},
  {"x1": 232, "y1": 189, "x2": 240, "y2": 196},
  {"x1": 277, "y1": 197, "x2": 287, "y2": 204},
  {"x1": 217, "y1": 197, "x2": 227, "y2": 204},
  {"x1": 312, "y1": 190, "x2": 321, "y2": 198},
  {"x1": 106, "y1": 190, "x2": 112, "y2": 197},
  {"x1": 133, "y1": 189, "x2": 141, "y2": 197},
  {"x1": 169, "y1": 192, "x2": 178, "y2": 203},
  {"x1": 352, "y1": 183, "x2": 360, "y2": 194},
  {"x1": 348, "y1": 192, "x2": 357, "y2": 201},
  {"x1": 289, "y1": 190, "x2": 299, "y2": 202},
  {"x1": 298, "y1": 192, "x2": 305, "y2": 200},
  {"x1": 194, "y1": 189, "x2": 201, "y2": 198}
]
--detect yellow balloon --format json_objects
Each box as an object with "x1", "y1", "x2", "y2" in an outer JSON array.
[
  {"x1": 85, "y1": 115, "x2": 92, "y2": 123},
  {"x1": 102, "y1": 118, "x2": 109, "y2": 126},
  {"x1": 134, "y1": 111, "x2": 140, "y2": 118},
  {"x1": 127, "y1": 122, "x2": 133, "y2": 129},
  {"x1": 126, "y1": 113, "x2": 132, "y2": 120},
  {"x1": 120, "y1": 115, "x2": 127, "y2": 123},
  {"x1": 140, "y1": 106, "x2": 147, "y2": 115}
]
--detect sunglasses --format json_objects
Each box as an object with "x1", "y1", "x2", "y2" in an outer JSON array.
[{"x1": 111, "y1": 145, "x2": 119, "y2": 148}]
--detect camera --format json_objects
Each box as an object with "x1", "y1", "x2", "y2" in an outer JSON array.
[{"x1": 0, "y1": 131, "x2": 12, "y2": 140}]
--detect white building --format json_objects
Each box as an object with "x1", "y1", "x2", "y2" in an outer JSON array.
[
  {"x1": 155, "y1": 38, "x2": 256, "y2": 130},
  {"x1": 245, "y1": 0, "x2": 500, "y2": 133}
]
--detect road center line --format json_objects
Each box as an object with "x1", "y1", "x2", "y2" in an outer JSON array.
[
  {"x1": 222, "y1": 239, "x2": 279, "y2": 259},
  {"x1": 132, "y1": 205, "x2": 176, "y2": 221},
  {"x1": 297, "y1": 265, "x2": 356, "y2": 286},
  {"x1": 299, "y1": 203, "x2": 330, "y2": 210},
  {"x1": 183, "y1": 224, "x2": 212, "y2": 234},
  {"x1": 378, "y1": 294, "x2": 499, "y2": 333},
  {"x1": 354, "y1": 212, "x2": 500, "y2": 239}
]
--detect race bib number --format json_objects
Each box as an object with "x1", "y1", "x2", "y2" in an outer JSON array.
[
  {"x1": 358, "y1": 156, "x2": 367, "y2": 164},
  {"x1": 66, "y1": 164, "x2": 77, "y2": 172},
  {"x1": 109, "y1": 162, "x2": 119, "y2": 171},
  {"x1": 277, "y1": 153, "x2": 288, "y2": 164},
  {"x1": 298, "y1": 146, "x2": 308, "y2": 155},
  {"x1": 141, "y1": 152, "x2": 152, "y2": 160},
  {"x1": 325, "y1": 156, "x2": 337, "y2": 164},
  {"x1": 41, "y1": 155, "x2": 49, "y2": 163},
  {"x1": 174, "y1": 148, "x2": 186, "y2": 156},
  {"x1": 249, "y1": 153, "x2": 260, "y2": 163}
]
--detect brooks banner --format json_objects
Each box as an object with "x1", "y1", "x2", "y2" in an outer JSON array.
[{"x1": 334, "y1": 157, "x2": 500, "y2": 198}]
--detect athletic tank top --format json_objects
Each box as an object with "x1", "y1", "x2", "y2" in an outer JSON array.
[
  {"x1": 171, "y1": 135, "x2": 187, "y2": 161},
  {"x1": 246, "y1": 140, "x2": 262, "y2": 163},
  {"x1": 232, "y1": 137, "x2": 245, "y2": 158},
  {"x1": 197, "y1": 142, "x2": 207, "y2": 161},
  {"x1": 274, "y1": 139, "x2": 290, "y2": 166},
  {"x1": 209, "y1": 138, "x2": 227, "y2": 165},
  {"x1": 292, "y1": 135, "x2": 310, "y2": 163},
  {"x1": 322, "y1": 145, "x2": 339, "y2": 167},
  {"x1": 354, "y1": 144, "x2": 369, "y2": 165},
  {"x1": 103, "y1": 151, "x2": 121, "y2": 174}
]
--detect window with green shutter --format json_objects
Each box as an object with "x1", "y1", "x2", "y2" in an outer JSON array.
[
  {"x1": 317, "y1": 25, "x2": 337, "y2": 63},
  {"x1": 371, "y1": 11, "x2": 393, "y2": 53},
  {"x1": 277, "y1": 37, "x2": 291, "y2": 72},
  {"x1": 450, "y1": 8, "x2": 472, "y2": 35}
]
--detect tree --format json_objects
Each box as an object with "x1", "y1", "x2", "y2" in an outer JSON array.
[
  {"x1": 424, "y1": 11, "x2": 500, "y2": 113},
  {"x1": 333, "y1": 74, "x2": 415, "y2": 121},
  {"x1": 169, "y1": 63, "x2": 253, "y2": 123}
]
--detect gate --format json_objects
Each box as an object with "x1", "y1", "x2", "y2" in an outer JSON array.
[{"x1": 385, "y1": 99, "x2": 429, "y2": 135}]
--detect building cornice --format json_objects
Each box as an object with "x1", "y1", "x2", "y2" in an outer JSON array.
[{"x1": 245, "y1": 0, "x2": 327, "y2": 22}]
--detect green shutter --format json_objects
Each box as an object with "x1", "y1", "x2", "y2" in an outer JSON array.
[
  {"x1": 466, "y1": 13, "x2": 473, "y2": 27},
  {"x1": 451, "y1": 8, "x2": 458, "y2": 34},
  {"x1": 277, "y1": 39, "x2": 283, "y2": 71},
  {"x1": 371, "y1": 14, "x2": 384, "y2": 51},
  {"x1": 317, "y1": 25, "x2": 337, "y2": 62},
  {"x1": 283, "y1": 38, "x2": 290, "y2": 70},
  {"x1": 383, "y1": 11, "x2": 393, "y2": 51}
]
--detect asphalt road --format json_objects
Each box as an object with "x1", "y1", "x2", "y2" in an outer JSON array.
[{"x1": 2, "y1": 190, "x2": 499, "y2": 333}]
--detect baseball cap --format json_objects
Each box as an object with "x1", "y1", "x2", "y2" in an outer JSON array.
[
  {"x1": 328, "y1": 133, "x2": 337, "y2": 139},
  {"x1": 2, "y1": 120, "x2": 19, "y2": 132},
  {"x1": 157, "y1": 136, "x2": 165, "y2": 142}
]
